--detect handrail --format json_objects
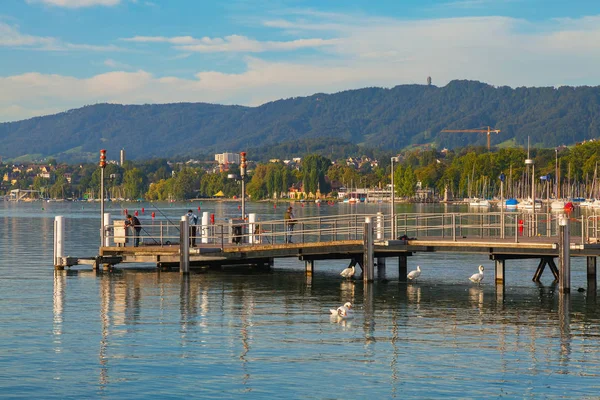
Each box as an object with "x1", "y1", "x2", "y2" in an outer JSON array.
[{"x1": 102, "y1": 211, "x2": 590, "y2": 248}]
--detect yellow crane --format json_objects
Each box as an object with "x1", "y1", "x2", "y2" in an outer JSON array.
[{"x1": 441, "y1": 126, "x2": 501, "y2": 151}]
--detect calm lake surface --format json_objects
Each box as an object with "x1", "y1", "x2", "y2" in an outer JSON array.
[{"x1": 1, "y1": 200, "x2": 599, "y2": 398}]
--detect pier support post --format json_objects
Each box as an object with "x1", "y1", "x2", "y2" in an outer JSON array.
[
  {"x1": 363, "y1": 217, "x2": 374, "y2": 282},
  {"x1": 398, "y1": 255, "x2": 408, "y2": 282},
  {"x1": 54, "y1": 216, "x2": 64, "y2": 270},
  {"x1": 377, "y1": 258, "x2": 386, "y2": 280},
  {"x1": 180, "y1": 216, "x2": 189, "y2": 274},
  {"x1": 305, "y1": 260, "x2": 314, "y2": 275},
  {"x1": 495, "y1": 259, "x2": 505, "y2": 285},
  {"x1": 559, "y1": 215, "x2": 570, "y2": 293},
  {"x1": 587, "y1": 256, "x2": 597, "y2": 293}
]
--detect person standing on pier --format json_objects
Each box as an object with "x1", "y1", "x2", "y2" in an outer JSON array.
[
  {"x1": 284, "y1": 206, "x2": 296, "y2": 243},
  {"x1": 187, "y1": 209, "x2": 198, "y2": 247},
  {"x1": 126, "y1": 214, "x2": 142, "y2": 247}
]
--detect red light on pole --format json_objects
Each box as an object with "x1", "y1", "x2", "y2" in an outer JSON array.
[{"x1": 99, "y1": 149, "x2": 107, "y2": 168}]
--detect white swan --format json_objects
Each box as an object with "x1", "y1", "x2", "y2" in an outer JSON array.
[
  {"x1": 330, "y1": 302, "x2": 353, "y2": 318},
  {"x1": 469, "y1": 265, "x2": 484, "y2": 284},
  {"x1": 407, "y1": 265, "x2": 421, "y2": 281},
  {"x1": 340, "y1": 265, "x2": 355, "y2": 279}
]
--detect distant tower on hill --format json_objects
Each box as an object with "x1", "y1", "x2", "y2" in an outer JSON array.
[
  {"x1": 120, "y1": 149, "x2": 125, "y2": 166},
  {"x1": 427, "y1": 76, "x2": 432, "y2": 86}
]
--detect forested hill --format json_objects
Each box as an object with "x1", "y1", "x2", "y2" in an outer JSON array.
[{"x1": 2, "y1": 80, "x2": 600, "y2": 162}]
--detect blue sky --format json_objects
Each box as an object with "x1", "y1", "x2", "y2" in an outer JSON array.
[{"x1": 1, "y1": 0, "x2": 599, "y2": 122}]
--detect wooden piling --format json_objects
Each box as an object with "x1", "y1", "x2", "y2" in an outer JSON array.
[
  {"x1": 305, "y1": 260, "x2": 314, "y2": 275},
  {"x1": 398, "y1": 256, "x2": 407, "y2": 282},
  {"x1": 495, "y1": 259, "x2": 505, "y2": 284},
  {"x1": 363, "y1": 217, "x2": 374, "y2": 282},
  {"x1": 180, "y1": 217, "x2": 189, "y2": 274},
  {"x1": 587, "y1": 256, "x2": 597, "y2": 293},
  {"x1": 559, "y1": 215, "x2": 570, "y2": 293}
]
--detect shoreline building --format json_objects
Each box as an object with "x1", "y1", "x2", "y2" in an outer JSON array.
[{"x1": 215, "y1": 152, "x2": 240, "y2": 165}]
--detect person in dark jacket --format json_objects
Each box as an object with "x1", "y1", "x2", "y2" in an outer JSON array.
[{"x1": 126, "y1": 214, "x2": 142, "y2": 247}]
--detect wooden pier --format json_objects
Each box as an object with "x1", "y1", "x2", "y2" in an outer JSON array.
[{"x1": 54, "y1": 211, "x2": 600, "y2": 292}]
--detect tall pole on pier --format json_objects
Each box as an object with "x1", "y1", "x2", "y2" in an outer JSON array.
[
  {"x1": 499, "y1": 173, "x2": 505, "y2": 239},
  {"x1": 240, "y1": 151, "x2": 247, "y2": 219},
  {"x1": 390, "y1": 156, "x2": 398, "y2": 240},
  {"x1": 99, "y1": 149, "x2": 107, "y2": 248}
]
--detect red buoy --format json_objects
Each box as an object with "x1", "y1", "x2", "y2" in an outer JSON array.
[
  {"x1": 142, "y1": 207, "x2": 145, "y2": 213},
  {"x1": 210, "y1": 214, "x2": 215, "y2": 224},
  {"x1": 198, "y1": 206, "x2": 201, "y2": 211},
  {"x1": 134, "y1": 210, "x2": 139, "y2": 216},
  {"x1": 151, "y1": 212, "x2": 155, "y2": 218}
]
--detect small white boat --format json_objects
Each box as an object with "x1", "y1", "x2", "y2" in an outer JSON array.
[{"x1": 468, "y1": 198, "x2": 490, "y2": 208}]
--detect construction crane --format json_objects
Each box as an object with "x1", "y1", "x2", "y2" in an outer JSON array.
[{"x1": 441, "y1": 126, "x2": 501, "y2": 151}]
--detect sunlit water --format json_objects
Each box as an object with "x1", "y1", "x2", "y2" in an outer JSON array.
[{"x1": 1, "y1": 200, "x2": 599, "y2": 398}]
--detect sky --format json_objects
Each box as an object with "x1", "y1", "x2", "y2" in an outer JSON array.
[{"x1": 1, "y1": 0, "x2": 599, "y2": 122}]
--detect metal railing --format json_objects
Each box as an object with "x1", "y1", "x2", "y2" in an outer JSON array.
[{"x1": 104, "y1": 210, "x2": 600, "y2": 248}]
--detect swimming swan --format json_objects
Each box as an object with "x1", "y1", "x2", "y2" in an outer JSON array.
[{"x1": 469, "y1": 265, "x2": 484, "y2": 284}]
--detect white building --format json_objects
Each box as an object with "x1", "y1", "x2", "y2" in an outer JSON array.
[{"x1": 215, "y1": 152, "x2": 240, "y2": 165}]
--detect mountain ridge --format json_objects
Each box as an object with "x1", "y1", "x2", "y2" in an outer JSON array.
[{"x1": 1, "y1": 80, "x2": 599, "y2": 162}]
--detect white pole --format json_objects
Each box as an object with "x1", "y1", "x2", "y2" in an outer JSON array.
[
  {"x1": 103, "y1": 213, "x2": 111, "y2": 247},
  {"x1": 376, "y1": 211, "x2": 383, "y2": 240},
  {"x1": 202, "y1": 212, "x2": 209, "y2": 244},
  {"x1": 390, "y1": 157, "x2": 396, "y2": 240},
  {"x1": 54, "y1": 216, "x2": 64, "y2": 268},
  {"x1": 248, "y1": 213, "x2": 257, "y2": 244}
]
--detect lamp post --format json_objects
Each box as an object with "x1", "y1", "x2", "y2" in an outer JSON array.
[
  {"x1": 390, "y1": 156, "x2": 398, "y2": 240},
  {"x1": 99, "y1": 149, "x2": 107, "y2": 248},
  {"x1": 499, "y1": 172, "x2": 505, "y2": 238},
  {"x1": 555, "y1": 148, "x2": 559, "y2": 199},
  {"x1": 240, "y1": 152, "x2": 247, "y2": 219}
]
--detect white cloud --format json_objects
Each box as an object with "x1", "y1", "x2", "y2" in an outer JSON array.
[
  {"x1": 26, "y1": 0, "x2": 121, "y2": 8},
  {"x1": 3, "y1": 14, "x2": 600, "y2": 122},
  {"x1": 122, "y1": 34, "x2": 338, "y2": 53},
  {"x1": 0, "y1": 22, "x2": 121, "y2": 51},
  {"x1": 104, "y1": 58, "x2": 132, "y2": 69}
]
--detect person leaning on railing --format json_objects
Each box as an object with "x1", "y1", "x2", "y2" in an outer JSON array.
[{"x1": 126, "y1": 214, "x2": 142, "y2": 247}]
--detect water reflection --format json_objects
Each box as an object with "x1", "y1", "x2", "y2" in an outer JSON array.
[{"x1": 46, "y1": 269, "x2": 600, "y2": 397}]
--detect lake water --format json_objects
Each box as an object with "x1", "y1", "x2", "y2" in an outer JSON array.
[{"x1": 1, "y1": 200, "x2": 599, "y2": 398}]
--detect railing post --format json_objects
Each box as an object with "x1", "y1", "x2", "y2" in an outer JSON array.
[
  {"x1": 452, "y1": 213, "x2": 456, "y2": 242},
  {"x1": 582, "y1": 215, "x2": 585, "y2": 245}
]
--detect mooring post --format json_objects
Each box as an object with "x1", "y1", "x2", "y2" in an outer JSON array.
[
  {"x1": 376, "y1": 212, "x2": 384, "y2": 241},
  {"x1": 587, "y1": 256, "x2": 597, "y2": 293},
  {"x1": 180, "y1": 216, "x2": 189, "y2": 274},
  {"x1": 248, "y1": 213, "x2": 256, "y2": 244},
  {"x1": 305, "y1": 260, "x2": 314, "y2": 275},
  {"x1": 103, "y1": 213, "x2": 111, "y2": 247},
  {"x1": 54, "y1": 216, "x2": 64, "y2": 270},
  {"x1": 363, "y1": 217, "x2": 374, "y2": 282},
  {"x1": 398, "y1": 255, "x2": 408, "y2": 282},
  {"x1": 201, "y1": 212, "x2": 209, "y2": 244},
  {"x1": 559, "y1": 214, "x2": 570, "y2": 293},
  {"x1": 495, "y1": 259, "x2": 505, "y2": 285}
]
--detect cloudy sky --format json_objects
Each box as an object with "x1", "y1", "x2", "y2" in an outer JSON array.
[{"x1": 1, "y1": 0, "x2": 599, "y2": 122}]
